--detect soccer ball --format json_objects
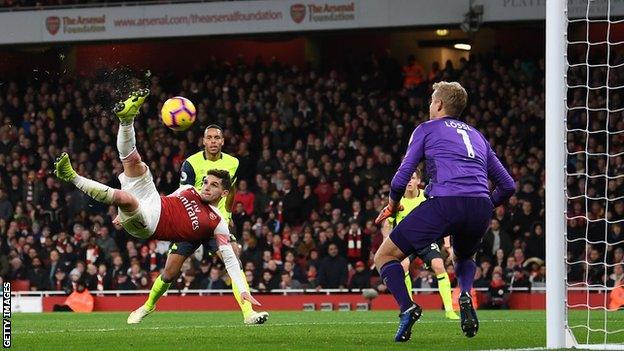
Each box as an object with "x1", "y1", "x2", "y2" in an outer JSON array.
[{"x1": 160, "y1": 96, "x2": 196, "y2": 131}]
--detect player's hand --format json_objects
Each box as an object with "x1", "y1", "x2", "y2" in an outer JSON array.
[
  {"x1": 240, "y1": 292, "x2": 261, "y2": 306},
  {"x1": 375, "y1": 201, "x2": 403, "y2": 225}
]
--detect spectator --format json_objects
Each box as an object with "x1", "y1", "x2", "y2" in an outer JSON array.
[
  {"x1": 202, "y1": 267, "x2": 227, "y2": 290},
  {"x1": 128, "y1": 262, "x2": 149, "y2": 289},
  {"x1": 0, "y1": 189, "x2": 12, "y2": 221},
  {"x1": 115, "y1": 271, "x2": 136, "y2": 290},
  {"x1": 245, "y1": 270, "x2": 256, "y2": 289},
  {"x1": 8, "y1": 257, "x2": 26, "y2": 281},
  {"x1": 525, "y1": 222, "x2": 545, "y2": 260},
  {"x1": 196, "y1": 259, "x2": 211, "y2": 283},
  {"x1": 96, "y1": 226, "x2": 118, "y2": 262},
  {"x1": 68, "y1": 268, "x2": 82, "y2": 291},
  {"x1": 83, "y1": 263, "x2": 98, "y2": 291},
  {"x1": 279, "y1": 271, "x2": 302, "y2": 290},
  {"x1": 608, "y1": 264, "x2": 624, "y2": 288},
  {"x1": 402, "y1": 55, "x2": 425, "y2": 89},
  {"x1": 349, "y1": 260, "x2": 371, "y2": 289},
  {"x1": 413, "y1": 269, "x2": 436, "y2": 291},
  {"x1": 232, "y1": 180, "x2": 255, "y2": 215},
  {"x1": 95, "y1": 264, "x2": 111, "y2": 291},
  {"x1": 473, "y1": 267, "x2": 490, "y2": 288},
  {"x1": 283, "y1": 255, "x2": 305, "y2": 283},
  {"x1": 257, "y1": 269, "x2": 278, "y2": 291},
  {"x1": 179, "y1": 269, "x2": 201, "y2": 291},
  {"x1": 486, "y1": 268, "x2": 510, "y2": 309},
  {"x1": 280, "y1": 179, "x2": 302, "y2": 225},
  {"x1": 0, "y1": 250, "x2": 9, "y2": 280},
  {"x1": 317, "y1": 244, "x2": 348, "y2": 289},
  {"x1": 27, "y1": 257, "x2": 49, "y2": 291},
  {"x1": 481, "y1": 218, "x2": 512, "y2": 261},
  {"x1": 51, "y1": 268, "x2": 70, "y2": 292},
  {"x1": 231, "y1": 202, "x2": 251, "y2": 236}
]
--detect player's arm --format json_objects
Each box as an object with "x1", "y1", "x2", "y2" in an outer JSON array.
[
  {"x1": 486, "y1": 145, "x2": 515, "y2": 207},
  {"x1": 376, "y1": 126, "x2": 425, "y2": 224},
  {"x1": 179, "y1": 160, "x2": 196, "y2": 187},
  {"x1": 214, "y1": 219, "x2": 261, "y2": 305}
]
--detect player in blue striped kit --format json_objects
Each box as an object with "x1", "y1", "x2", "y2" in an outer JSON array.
[{"x1": 374, "y1": 81, "x2": 515, "y2": 342}]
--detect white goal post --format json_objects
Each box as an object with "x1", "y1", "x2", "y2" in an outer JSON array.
[
  {"x1": 547, "y1": 0, "x2": 624, "y2": 349},
  {"x1": 545, "y1": 0, "x2": 567, "y2": 348}
]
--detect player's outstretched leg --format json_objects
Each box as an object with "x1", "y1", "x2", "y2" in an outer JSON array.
[
  {"x1": 55, "y1": 152, "x2": 140, "y2": 222},
  {"x1": 54, "y1": 153, "x2": 136, "y2": 209},
  {"x1": 113, "y1": 88, "x2": 150, "y2": 178},
  {"x1": 455, "y1": 259, "x2": 479, "y2": 337}
]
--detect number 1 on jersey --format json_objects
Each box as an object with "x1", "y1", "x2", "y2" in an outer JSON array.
[{"x1": 456, "y1": 129, "x2": 475, "y2": 158}]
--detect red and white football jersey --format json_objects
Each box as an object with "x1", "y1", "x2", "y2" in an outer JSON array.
[{"x1": 153, "y1": 187, "x2": 225, "y2": 242}]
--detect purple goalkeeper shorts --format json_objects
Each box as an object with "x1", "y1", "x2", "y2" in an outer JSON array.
[{"x1": 389, "y1": 196, "x2": 494, "y2": 259}]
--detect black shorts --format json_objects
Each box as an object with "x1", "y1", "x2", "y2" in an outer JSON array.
[
  {"x1": 408, "y1": 242, "x2": 442, "y2": 269},
  {"x1": 168, "y1": 234, "x2": 237, "y2": 257}
]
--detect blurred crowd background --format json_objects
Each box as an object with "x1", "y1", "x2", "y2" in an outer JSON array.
[{"x1": 0, "y1": 48, "x2": 622, "y2": 307}]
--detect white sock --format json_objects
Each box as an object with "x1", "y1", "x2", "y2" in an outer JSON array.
[
  {"x1": 117, "y1": 123, "x2": 136, "y2": 160},
  {"x1": 72, "y1": 175, "x2": 115, "y2": 204}
]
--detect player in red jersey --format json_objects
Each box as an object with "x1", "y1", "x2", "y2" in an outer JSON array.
[{"x1": 54, "y1": 89, "x2": 260, "y2": 320}]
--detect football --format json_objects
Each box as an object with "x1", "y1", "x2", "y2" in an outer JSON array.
[{"x1": 160, "y1": 96, "x2": 196, "y2": 131}]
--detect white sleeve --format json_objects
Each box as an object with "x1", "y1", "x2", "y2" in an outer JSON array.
[
  {"x1": 212, "y1": 205, "x2": 246, "y2": 293},
  {"x1": 218, "y1": 243, "x2": 248, "y2": 294},
  {"x1": 213, "y1": 216, "x2": 229, "y2": 237}
]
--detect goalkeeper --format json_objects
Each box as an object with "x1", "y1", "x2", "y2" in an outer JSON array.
[{"x1": 380, "y1": 169, "x2": 459, "y2": 320}]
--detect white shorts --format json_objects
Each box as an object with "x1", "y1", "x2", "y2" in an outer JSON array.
[{"x1": 117, "y1": 164, "x2": 162, "y2": 239}]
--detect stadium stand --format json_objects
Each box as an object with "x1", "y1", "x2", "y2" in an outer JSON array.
[{"x1": 0, "y1": 51, "x2": 620, "y2": 297}]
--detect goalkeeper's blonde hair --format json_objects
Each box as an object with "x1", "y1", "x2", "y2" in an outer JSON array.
[{"x1": 432, "y1": 81, "x2": 468, "y2": 117}]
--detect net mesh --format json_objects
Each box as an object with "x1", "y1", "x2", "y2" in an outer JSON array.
[{"x1": 565, "y1": 0, "x2": 624, "y2": 347}]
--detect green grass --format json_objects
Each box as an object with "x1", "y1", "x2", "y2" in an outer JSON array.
[{"x1": 9, "y1": 310, "x2": 624, "y2": 350}]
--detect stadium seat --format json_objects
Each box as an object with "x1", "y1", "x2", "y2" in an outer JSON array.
[{"x1": 11, "y1": 279, "x2": 31, "y2": 292}]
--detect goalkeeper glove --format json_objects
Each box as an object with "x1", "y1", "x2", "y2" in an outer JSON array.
[{"x1": 375, "y1": 200, "x2": 403, "y2": 225}]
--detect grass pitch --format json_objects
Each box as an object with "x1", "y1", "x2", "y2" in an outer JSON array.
[{"x1": 11, "y1": 310, "x2": 624, "y2": 350}]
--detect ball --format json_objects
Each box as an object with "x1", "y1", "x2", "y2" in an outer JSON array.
[{"x1": 160, "y1": 96, "x2": 196, "y2": 131}]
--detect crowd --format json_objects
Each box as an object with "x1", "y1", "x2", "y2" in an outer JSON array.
[{"x1": 0, "y1": 50, "x2": 622, "y2": 302}]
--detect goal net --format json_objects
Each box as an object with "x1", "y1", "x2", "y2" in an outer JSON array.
[{"x1": 548, "y1": 0, "x2": 624, "y2": 349}]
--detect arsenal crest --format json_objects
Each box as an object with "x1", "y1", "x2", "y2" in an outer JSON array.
[
  {"x1": 290, "y1": 4, "x2": 306, "y2": 24},
  {"x1": 46, "y1": 16, "x2": 60, "y2": 35}
]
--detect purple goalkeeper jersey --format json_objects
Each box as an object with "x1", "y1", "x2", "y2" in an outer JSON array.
[{"x1": 389, "y1": 117, "x2": 515, "y2": 206}]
